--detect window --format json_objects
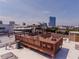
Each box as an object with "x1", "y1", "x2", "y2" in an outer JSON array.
[{"x1": 0, "y1": 27, "x2": 5, "y2": 29}]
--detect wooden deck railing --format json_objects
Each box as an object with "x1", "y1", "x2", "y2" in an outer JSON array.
[{"x1": 15, "y1": 33, "x2": 63, "y2": 58}]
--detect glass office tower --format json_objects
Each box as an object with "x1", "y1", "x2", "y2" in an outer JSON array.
[{"x1": 49, "y1": 16, "x2": 56, "y2": 27}]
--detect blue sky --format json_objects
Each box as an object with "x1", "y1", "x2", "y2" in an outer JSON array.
[{"x1": 0, "y1": 0, "x2": 79, "y2": 25}]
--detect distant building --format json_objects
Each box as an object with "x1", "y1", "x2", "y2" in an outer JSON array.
[
  {"x1": 49, "y1": 16, "x2": 56, "y2": 27},
  {"x1": 0, "y1": 21, "x2": 3, "y2": 24},
  {"x1": 9, "y1": 21, "x2": 15, "y2": 25},
  {"x1": 0, "y1": 24, "x2": 13, "y2": 33},
  {"x1": 39, "y1": 22, "x2": 48, "y2": 29}
]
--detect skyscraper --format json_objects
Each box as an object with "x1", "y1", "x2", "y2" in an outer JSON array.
[{"x1": 49, "y1": 16, "x2": 56, "y2": 27}]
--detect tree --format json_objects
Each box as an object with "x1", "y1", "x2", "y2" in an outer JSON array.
[{"x1": 52, "y1": 27, "x2": 58, "y2": 33}]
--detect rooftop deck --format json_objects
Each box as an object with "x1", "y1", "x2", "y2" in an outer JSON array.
[{"x1": 0, "y1": 35, "x2": 79, "y2": 59}]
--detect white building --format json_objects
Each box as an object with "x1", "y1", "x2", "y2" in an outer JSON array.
[{"x1": 0, "y1": 24, "x2": 14, "y2": 34}]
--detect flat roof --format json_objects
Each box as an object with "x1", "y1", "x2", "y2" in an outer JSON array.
[
  {"x1": 69, "y1": 31, "x2": 79, "y2": 34},
  {"x1": 0, "y1": 36, "x2": 79, "y2": 59}
]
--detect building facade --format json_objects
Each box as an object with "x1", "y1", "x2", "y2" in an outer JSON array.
[
  {"x1": 69, "y1": 31, "x2": 79, "y2": 42},
  {"x1": 0, "y1": 24, "x2": 14, "y2": 33},
  {"x1": 9, "y1": 21, "x2": 15, "y2": 25},
  {"x1": 49, "y1": 16, "x2": 56, "y2": 27},
  {"x1": 0, "y1": 21, "x2": 15, "y2": 34}
]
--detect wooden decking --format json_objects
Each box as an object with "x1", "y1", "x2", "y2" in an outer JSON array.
[{"x1": 15, "y1": 33, "x2": 63, "y2": 58}]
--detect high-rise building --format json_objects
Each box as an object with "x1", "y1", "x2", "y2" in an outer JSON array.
[{"x1": 49, "y1": 16, "x2": 56, "y2": 27}]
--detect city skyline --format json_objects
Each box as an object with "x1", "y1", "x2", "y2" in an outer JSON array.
[{"x1": 0, "y1": 0, "x2": 79, "y2": 26}]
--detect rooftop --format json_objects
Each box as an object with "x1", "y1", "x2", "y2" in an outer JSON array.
[
  {"x1": 69, "y1": 31, "x2": 79, "y2": 34},
  {"x1": 0, "y1": 35, "x2": 79, "y2": 59}
]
